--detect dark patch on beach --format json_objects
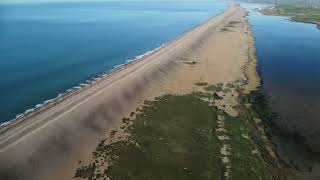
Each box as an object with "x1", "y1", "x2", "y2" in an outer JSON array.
[
  {"x1": 108, "y1": 98, "x2": 124, "y2": 116},
  {"x1": 0, "y1": 165, "x2": 24, "y2": 180},
  {"x1": 122, "y1": 89, "x2": 135, "y2": 103},
  {"x1": 82, "y1": 112, "x2": 106, "y2": 135}
]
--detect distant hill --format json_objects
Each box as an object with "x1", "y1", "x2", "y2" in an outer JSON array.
[{"x1": 238, "y1": 0, "x2": 320, "y2": 6}]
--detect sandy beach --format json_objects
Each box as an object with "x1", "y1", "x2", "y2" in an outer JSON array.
[{"x1": 0, "y1": 4, "x2": 258, "y2": 180}]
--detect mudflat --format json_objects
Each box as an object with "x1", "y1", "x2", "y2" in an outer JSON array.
[{"x1": 0, "y1": 4, "x2": 256, "y2": 180}]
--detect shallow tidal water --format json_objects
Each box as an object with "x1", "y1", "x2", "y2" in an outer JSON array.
[
  {"x1": 0, "y1": 1, "x2": 228, "y2": 124},
  {"x1": 242, "y1": 3, "x2": 320, "y2": 174}
]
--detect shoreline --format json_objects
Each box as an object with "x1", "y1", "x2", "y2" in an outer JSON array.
[
  {"x1": 0, "y1": 4, "x2": 283, "y2": 180},
  {"x1": 0, "y1": 3, "x2": 230, "y2": 131},
  {"x1": 241, "y1": 11, "x2": 261, "y2": 94},
  {"x1": 257, "y1": 6, "x2": 320, "y2": 30},
  {"x1": 288, "y1": 19, "x2": 320, "y2": 30},
  {"x1": 252, "y1": 6, "x2": 320, "y2": 178},
  {"x1": 74, "y1": 5, "x2": 285, "y2": 179},
  {"x1": 0, "y1": 43, "x2": 166, "y2": 131},
  {"x1": 0, "y1": 4, "x2": 242, "y2": 180}
]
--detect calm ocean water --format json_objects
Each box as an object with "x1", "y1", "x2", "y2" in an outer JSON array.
[
  {"x1": 242, "y1": 3, "x2": 320, "y2": 171},
  {"x1": 0, "y1": 1, "x2": 228, "y2": 124}
]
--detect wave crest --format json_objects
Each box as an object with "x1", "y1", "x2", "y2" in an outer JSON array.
[{"x1": 0, "y1": 43, "x2": 166, "y2": 128}]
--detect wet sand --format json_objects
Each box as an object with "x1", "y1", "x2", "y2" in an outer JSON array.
[{"x1": 0, "y1": 4, "x2": 256, "y2": 180}]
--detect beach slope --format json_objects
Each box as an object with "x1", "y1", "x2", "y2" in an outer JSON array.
[{"x1": 0, "y1": 4, "x2": 259, "y2": 180}]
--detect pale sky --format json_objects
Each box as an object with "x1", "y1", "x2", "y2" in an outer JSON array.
[
  {"x1": 0, "y1": 0, "x2": 204, "y2": 4},
  {"x1": 0, "y1": 0, "x2": 113, "y2": 4}
]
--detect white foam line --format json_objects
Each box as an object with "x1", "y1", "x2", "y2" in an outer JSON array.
[
  {"x1": 0, "y1": 121, "x2": 13, "y2": 128},
  {"x1": 16, "y1": 114, "x2": 23, "y2": 119},
  {"x1": 25, "y1": 108, "x2": 35, "y2": 113},
  {"x1": 0, "y1": 43, "x2": 167, "y2": 128},
  {"x1": 44, "y1": 99, "x2": 54, "y2": 104},
  {"x1": 0, "y1": 0, "x2": 226, "y2": 129}
]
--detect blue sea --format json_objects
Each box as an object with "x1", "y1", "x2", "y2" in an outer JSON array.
[
  {"x1": 242, "y1": 3, "x2": 320, "y2": 172},
  {"x1": 0, "y1": 1, "x2": 228, "y2": 124}
]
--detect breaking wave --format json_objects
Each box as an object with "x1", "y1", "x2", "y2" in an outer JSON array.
[{"x1": 0, "y1": 43, "x2": 166, "y2": 128}]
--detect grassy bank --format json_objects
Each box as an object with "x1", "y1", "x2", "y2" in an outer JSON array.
[
  {"x1": 259, "y1": 5, "x2": 320, "y2": 29},
  {"x1": 74, "y1": 83, "x2": 285, "y2": 180}
]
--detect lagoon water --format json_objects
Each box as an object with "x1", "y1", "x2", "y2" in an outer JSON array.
[
  {"x1": 0, "y1": 1, "x2": 228, "y2": 124},
  {"x1": 243, "y1": 3, "x2": 320, "y2": 172}
]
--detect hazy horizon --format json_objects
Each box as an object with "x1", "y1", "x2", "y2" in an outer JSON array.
[{"x1": 0, "y1": 0, "x2": 224, "y2": 5}]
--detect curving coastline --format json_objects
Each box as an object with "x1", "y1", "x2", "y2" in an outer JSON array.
[
  {"x1": 74, "y1": 4, "x2": 286, "y2": 179},
  {"x1": 0, "y1": 4, "x2": 281, "y2": 180},
  {"x1": 257, "y1": 6, "x2": 320, "y2": 30}
]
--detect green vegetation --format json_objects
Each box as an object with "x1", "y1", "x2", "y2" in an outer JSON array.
[
  {"x1": 260, "y1": 5, "x2": 320, "y2": 28},
  {"x1": 240, "y1": 0, "x2": 320, "y2": 6},
  {"x1": 75, "y1": 93, "x2": 222, "y2": 180},
  {"x1": 224, "y1": 113, "x2": 269, "y2": 180},
  {"x1": 220, "y1": 27, "x2": 231, "y2": 32},
  {"x1": 74, "y1": 83, "x2": 279, "y2": 180},
  {"x1": 220, "y1": 20, "x2": 241, "y2": 32},
  {"x1": 225, "y1": 21, "x2": 241, "y2": 28},
  {"x1": 204, "y1": 83, "x2": 223, "y2": 92},
  {"x1": 194, "y1": 81, "x2": 208, "y2": 86}
]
